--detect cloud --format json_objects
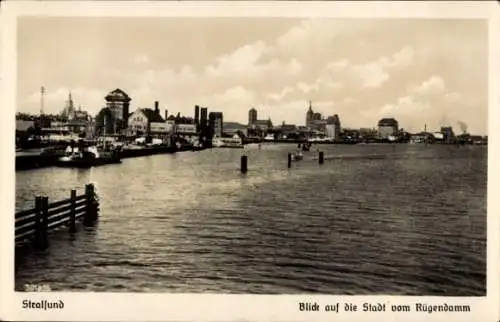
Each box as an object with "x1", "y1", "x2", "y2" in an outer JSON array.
[
  {"x1": 413, "y1": 75, "x2": 446, "y2": 96},
  {"x1": 377, "y1": 75, "x2": 469, "y2": 132},
  {"x1": 133, "y1": 54, "x2": 150, "y2": 64},
  {"x1": 205, "y1": 41, "x2": 267, "y2": 77},
  {"x1": 350, "y1": 62, "x2": 390, "y2": 89},
  {"x1": 444, "y1": 92, "x2": 462, "y2": 103},
  {"x1": 18, "y1": 19, "x2": 486, "y2": 134}
]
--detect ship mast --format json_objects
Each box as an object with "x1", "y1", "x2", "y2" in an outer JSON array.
[{"x1": 103, "y1": 114, "x2": 107, "y2": 151}]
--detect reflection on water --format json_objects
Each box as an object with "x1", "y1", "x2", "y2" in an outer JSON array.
[{"x1": 15, "y1": 144, "x2": 486, "y2": 295}]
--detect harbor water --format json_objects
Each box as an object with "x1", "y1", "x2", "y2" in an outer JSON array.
[{"x1": 14, "y1": 144, "x2": 487, "y2": 295}]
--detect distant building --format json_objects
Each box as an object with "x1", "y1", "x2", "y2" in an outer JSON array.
[
  {"x1": 200, "y1": 107, "x2": 208, "y2": 129},
  {"x1": 16, "y1": 120, "x2": 34, "y2": 132},
  {"x1": 279, "y1": 123, "x2": 297, "y2": 134},
  {"x1": 305, "y1": 101, "x2": 324, "y2": 129},
  {"x1": 194, "y1": 105, "x2": 200, "y2": 129},
  {"x1": 251, "y1": 119, "x2": 273, "y2": 131},
  {"x1": 306, "y1": 101, "x2": 314, "y2": 127},
  {"x1": 440, "y1": 126, "x2": 455, "y2": 142},
  {"x1": 61, "y1": 92, "x2": 75, "y2": 120},
  {"x1": 176, "y1": 124, "x2": 197, "y2": 134},
  {"x1": 223, "y1": 122, "x2": 248, "y2": 137},
  {"x1": 104, "y1": 88, "x2": 132, "y2": 134},
  {"x1": 309, "y1": 119, "x2": 327, "y2": 132},
  {"x1": 127, "y1": 102, "x2": 165, "y2": 136},
  {"x1": 377, "y1": 118, "x2": 399, "y2": 139},
  {"x1": 209, "y1": 112, "x2": 224, "y2": 138},
  {"x1": 248, "y1": 108, "x2": 257, "y2": 126},
  {"x1": 359, "y1": 128, "x2": 378, "y2": 140},
  {"x1": 325, "y1": 114, "x2": 341, "y2": 140}
]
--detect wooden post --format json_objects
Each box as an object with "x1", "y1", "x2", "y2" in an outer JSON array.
[
  {"x1": 319, "y1": 151, "x2": 324, "y2": 164},
  {"x1": 288, "y1": 153, "x2": 292, "y2": 168},
  {"x1": 240, "y1": 155, "x2": 248, "y2": 173},
  {"x1": 69, "y1": 189, "x2": 77, "y2": 233},
  {"x1": 33, "y1": 196, "x2": 42, "y2": 248},
  {"x1": 84, "y1": 184, "x2": 95, "y2": 226},
  {"x1": 38, "y1": 197, "x2": 49, "y2": 249}
]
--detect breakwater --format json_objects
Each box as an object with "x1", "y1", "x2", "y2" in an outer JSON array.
[{"x1": 15, "y1": 184, "x2": 99, "y2": 250}]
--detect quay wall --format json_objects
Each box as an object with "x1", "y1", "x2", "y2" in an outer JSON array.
[{"x1": 16, "y1": 145, "x2": 205, "y2": 171}]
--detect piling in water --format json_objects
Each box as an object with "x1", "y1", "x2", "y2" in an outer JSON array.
[
  {"x1": 241, "y1": 155, "x2": 248, "y2": 173},
  {"x1": 288, "y1": 153, "x2": 292, "y2": 168},
  {"x1": 319, "y1": 151, "x2": 324, "y2": 164},
  {"x1": 84, "y1": 184, "x2": 97, "y2": 226}
]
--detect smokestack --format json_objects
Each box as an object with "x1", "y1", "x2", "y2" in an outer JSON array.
[
  {"x1": 195, "y1": 105, "x2": 200, "y2": 125},
  {"x1": 164, "y1": 109, "x2": 168, "y2": 121},
  {"x1": 154, "y1": 101, "x2": 159, "y2": 114}
]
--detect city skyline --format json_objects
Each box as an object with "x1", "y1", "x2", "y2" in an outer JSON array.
[{"x1": 18, "y1": 17, "x2": 487, "y2": 134}]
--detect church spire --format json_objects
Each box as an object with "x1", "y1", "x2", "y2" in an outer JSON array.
[{"x1": 307, "y1": 100, "x2": 313, "y2": 114}]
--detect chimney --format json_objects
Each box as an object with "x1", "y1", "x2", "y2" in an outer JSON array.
[
  {"x1": 154, "y1": 101, "x2": 159, "y2": 114},
  {"x1": 164, "y1": 109, "x2": 168, "y2": 121}
]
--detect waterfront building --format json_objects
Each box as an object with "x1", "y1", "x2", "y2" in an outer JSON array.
[
  {"x1": 127, "y1": 101, "x2": 165, "y2": 136},
  {"x1": 61, "y1": 92, "x2": 75, "y2": 120},
  {"x1": 200, "y1": 107, "x2": 208, "y2": 129},
  {"x1": 309, "y1": 119, "x2": 327, "y2": 133},
  {"x1": 16, "y1": 120, "x2": 34, "y2": 133},
  {"x1": 306, "y1": 101, "x2": 314, "y2": 127},
  {"x1": 194, "y1": 105, "x2": 200, "y2": 130},
  {"x1": 208, "y1": 112, "x2": 224, "y2": 138},
  {"x1": 104, "y1": 88, "x2": 132, "y2": 134},
  {"x1": 377, "y1": 118, "x2": 399, "y2": 139},
  {"x1": 247, "y1": 108, "x2": 273, "y2": 137},
  {"x1": 440, "y1": 126, "x2": 455, "y2": 142},
  {"x1": 305, "y1": 101, "x2": 325, "y2": 130},
  {"x1": 175, "y1": 124, "x2": 197, "y2": 135},
  {"x1": 248, "y1": 108, "x2": 257, "y2": 126},
  {"x1": 325, "y1": 124, "x2": 337, "y2": 140},
  {"x1": 325, "y1": 114, "x2": 341, "y2": 140}
]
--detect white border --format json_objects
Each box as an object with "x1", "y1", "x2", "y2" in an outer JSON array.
[{"x1": 1, "y1": 1, "x2": 499, "y2": 321}]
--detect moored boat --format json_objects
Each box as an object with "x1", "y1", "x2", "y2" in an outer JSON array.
[
  {"x1": 291, "y1": 151, "x2": 303, "y2": 161},
  {"x1": 57, "y1": 141, "x2": 121, "y2": 168},
  {"x1": 212, "y1": 135, "x2": 244, "y2": 148}
]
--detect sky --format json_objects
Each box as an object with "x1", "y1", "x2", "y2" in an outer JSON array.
[{"x1": 17, "y1": 17, "x2": 488, "y2": 134}]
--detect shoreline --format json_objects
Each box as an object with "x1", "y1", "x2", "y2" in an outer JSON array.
[{"x1": 16, "y1": 140, "x2": 486, "y2": 172}]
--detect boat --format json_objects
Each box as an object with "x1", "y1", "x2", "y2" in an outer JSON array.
[
  {"x1": 302, "y1": 143, "x2": 312, "y2": 151},
  {"x1": 57, "y1": 143, "x2": 121, "y2": 168},
  {"x1": 212, "y1": 135, "x2": 244, "y2": 148},
  {"x1": 264, "y1": 134, "x2": 275, "y2": 141},
  {"x1": 291, "y1": 151, "x2": 303, "y2": 161}
]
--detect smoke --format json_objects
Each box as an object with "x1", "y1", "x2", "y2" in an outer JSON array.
[{"x1": 457, "y1": 121, "x2": 468, "y2": 134}]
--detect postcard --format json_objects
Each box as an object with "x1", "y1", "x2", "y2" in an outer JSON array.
[{"x1": 1, "y1": 1, "x2": 499, "y2": 321}]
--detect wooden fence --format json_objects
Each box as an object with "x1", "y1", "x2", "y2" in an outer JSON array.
[{"x1": 15, "y1": 183, "x2": 99, "y2": 249}]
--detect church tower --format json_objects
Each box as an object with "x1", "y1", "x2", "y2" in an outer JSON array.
[{"x1": 306, "y1": 100, "x2": 314, "y2": 127}]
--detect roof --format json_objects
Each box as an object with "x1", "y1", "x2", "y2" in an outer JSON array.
[
  {"x1": 140, "y1": 108, "x2": 165, "y2": 123},
  {"x1": 254, "y1": 120, "x2": 269, "y2": 126},
  {"x1": 224, "y1": 122, "x2": 246, "y2": 129},
  {"x1": 105, "y1": 88, "x2": 131, "y2": 102},
  {"x1": 378, "y1": 118, "x2": 398, "y2": 126}
]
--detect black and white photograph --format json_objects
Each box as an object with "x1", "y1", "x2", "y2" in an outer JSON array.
[{"x1": 1, "y1": 1, "x2": 499, "y2": 321}]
